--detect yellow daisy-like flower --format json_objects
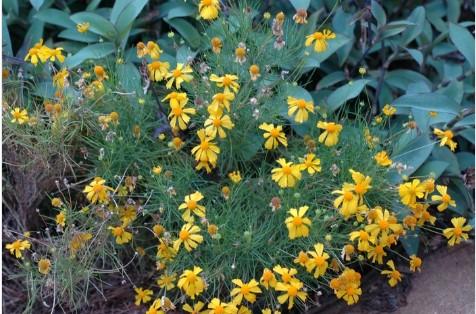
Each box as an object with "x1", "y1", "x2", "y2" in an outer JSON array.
[
  {"x1": 382, "y1": 104, "x2": 397, "y2": 116},
  {"x1": 146, "y1": 41, "x2": 163, "y2": 59},
  {"x1": 349, "y1": 229, "x2": 375, "y2": 252},
  {"x1": 305, "y1": 29, "x2": 336, "y2": 52},
  {"x1": 5, "y1": 239, "x2": 31, "y2": 259},
  {"x1": 198, "y1": 0, "x2": 220, "y2": 20},
  {"x1": 409, "y1": 255, "x2": 422, "y2": 272},
  {"x1": 162, "y1": 91, "x2": 188, "y2": 107},
  {"x1": 183, "y1": 301, "x2": 207, "y2": 314},
  {"x1": 287, "y1": 96, "x2": 314, "y2": 123},
  {"x1": 332, "y1": 183, "x2": 359, "y2": 219},
  {"x1": 349, "y1": 169, "x2": 372, "y2": 200},
  {"x1": 299, "y1": 153, "x2": 321, "y2": 175},
  {"x1": 285, "y1": 206, "x2": 312, "y2": 240},
  {"x1": 157, "y1": 272, "x2": 177, "y2": 290},
  {"x1": 275, "y1": 280, "x2": 307, "y2": 310},
  {"x1": 168, "y1": 101, "x2": 196, "y2": 130},
  {"x1": 431, "y1": 185, "x2": 456, "y2": 211},
  {"x1": 191, "y1": 129, "x2": 220, "y2": 164},
  {"x1": 53, "y1": 68, "x2": 69, "y2": 90},
  {"x1": 367, "y1": 242, "x2": 387, "y2": 264},
  {"x1": 210, "y1": 74, "x2": 240, "y2": 94},
  {"x1": 305, "y1": 243, "x2": 329, "y2": 278},
  {"x1": 208, "y1": 298, "x2": 237, "y2": 314},
  {"x1": 178, "y1": 191, "x2": 206, "y2": 222},
  {"x1": 210, "y1": 37, "x2": 222, "y2": 54},
  {"x1": 317, "y1": 121, "x2": 343, "y2": 146},
  {"x1": 260, "y1": 268, "x2": 278, "y2": 289},
  {"x1": 381, "y1": 260, "x2": 402, "y2": 287},
  {"x1": 433, "y1": 128, "x2": 457, "y2": 151},
  {"x1": 273, "y1": 265, "x2": 298, "y2": 284},
  {"x1": 152, "y1": 166, "x2": 162, "y2": 175},
  {"x1": 259, "y1": 123, "x2": 287, "y2": 150},
  {"x1": 38, "y1": 258, "x2": 51, "y2": 275},
  {"x1": 271, "y1": 158, "x2": 302, "y2": 188},
  {"x1": 76, "y1": 22, "x2": 90, "y2": 33},
  {"x1": 177, "y1": 266, "x2": 205, "y2": 299},
  {"x1": 148, "y1": 61, "x2": 170, "y2": 82},
  {"x1": 24, "y1": 39, "x2": 48, "y2": 65},
  {"x1": 374, "y1": 151, "x2": 392, "y2": 167},
  {"x1": 173, "y1": 223, "x2": 203, "y2": 252},
  {"x1": 108, "y1": 226, "x2": 133, "y2": 244},
  {"x1": 365, "y1": 207, "x2": 402, "y2": 239},
  {"x1": 134, "y1": 287, "x2": 153, "y2": 305},
  {"x1": 228, "y1": 171, "x2": 242, "y2": 184},
  {"x1": 331, "y1": 268, "x2": 362, "y2": 305},
  {"x1": 209, "y1": 92, "x2": 235, "y2": 113},
  {"x1": 443, "y1": 217, "x2": 472, "y2": 246},
  {"x1": 55, "y1": 211, "x2": 66, "y2": 227},
  {"x1": 83, "y1": 177, "x2": 112, "y2": 204},
  {"x1": 166, "y1": 63, "x2": 193, "y2": 89},
  {"x1": 249, "y1": 64, "x2": 261, "y2": 81},
  {"x1": 293, "y1": 9, "x2": 308, "y2": 24},
  {"x1": 398, "y1": 179, "x2": 425, "y2": 206},
  {"x1": 10, "y1": 107, "x2": 29, "y2": 124},
  {"x1": 230, "y1": 279, "x2": 262, "y2": 304},
  {"x1": 94, "y1": 65, "x2": 108, "y2": 81},
  {"x1": 204, "y1": 112, "x2": 235, "y2": 138},
  {"x1": 145, "y1": 299, "x2": 166, "y2": 314}
]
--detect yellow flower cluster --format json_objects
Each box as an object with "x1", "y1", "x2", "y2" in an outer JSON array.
[{"x1": 24, "y1": 39, "x2": 65, "y2": 66}]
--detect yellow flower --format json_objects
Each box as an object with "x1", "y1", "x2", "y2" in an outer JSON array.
[
  {"x1": 210, "y1": 74, "x2": 240, "y2": 94},
  {"x1": 305, "y1": 29, "x2": 336, "y2": 52},
  {"x1": 443, "y1": 217, "x2": 472, "y2": 246},
  {"x1": 24, "y1": 39, "x2": 48, "y2": 65},
  {"x1": 211, "y1": 37, "x2": 222, "y2": 54},
  {"x1": 134, "y1": 287, "x2": 153, "y2": 305},
  {"x1": 136, "y1": 42, "x2": 148, "y2": 58},
  {"x1": 382, "y1": 104, "x2": 397, "y2": 116},
  {"x1": 285, "y1": 206, "x2": 312, "y2": 240},
  {"x1": 375, "y1": 151, "x2": 392, "y2": 167},
  {"x1": 263, "y1": 12, "x2": 271, "y2": 20},
  {"x1": 69, "y1": 232, "x2": 92, "y2": 256},
  {"x1": 409, "y1": 255, "x2": 422, "y2": 272},
  {"x1": 83, "y1": 177, "x2": 112, "y2": 204},
  {"x1": 147, "y1": 41, "x2": 163, "y2": 59},
  {"x1": 168, "y1": 101, "x2": 196, "y2": 130},
  {"x1": 235, "y1": 45, "x2": 247, "y2": 64},
  {"x1": 145, "y1": 299, "x2": 166, "y2": 314},
  {"x1": 317, "y1": 121, "x2": 343, "y2": 146},
  {"x1": 51, "y1": 197, "x2": 62, "y2": 207},
  {"x1": 94, "y1": 65, "x2": 109, "y2": 81},
  {"x1": 108, "y1": 226, "x2": 133, "y2": 244},
  {"x1": 178, "y1": 191, "x2": 206, "y2": 222},
  {"x1": 157, "y1": 273, "x2": 177, "y2": 290},
  {"x1": 423, "y1": 178, "x2": 435, "y2": 197},
  {"x1": 349, "y1": 169, "x2": 372, "y2": 198},
  {"x1": 43, "y1": 46, "x2": 65, "y2": 63},
  {"x1": 381, "y1": 260, "x2": 402, "y2": 287},
  {"x1": 293, "y1": 9, "x2": 308, "y2": 24},
  {"x1": 76, "y1": 22, "x2": 90, "y2": 33},
  {"x1": 204, "y1": 112, "x2": 234, "y2": 138},
  {"x1": 55, "y1": 211, "x2": 66, "y2": 227},
  {"x1": 191, "y1": 129, "x2": 220, "y2": 163},
  {"x1": 365, "y1": 207, "x2": 402, "y2": 239},
  {"x1": 431, "y1": 185, "x2": 456, "y2": 211},
  {"x1": 148, "y1": 61, "x2": 170, "y2": 82},
  {"x1": 208, "y1": 298, "x2": 237, "y2": 314},
  {"x1": 209, "y1": 92, "x2": 235, "y2": 114},
  {"x1": 230, "y1": 279, "x2": 262, "y2": 304},
  {"x1": 367, "y1": 242, "x2": 387, "y2": 264},
  {"x1": 38, "y1": 258, "x2": 51, "y2": 275},
  {"x1": 173, "y1": 223, "x2": 203, "y2": 252},
  {"x1": 305, "y1": 243, "x2": 329, "y2": 278},
  {"x1": 433, "y1": 128, "x2": 457, "y2": 151},
  {"x1": 249, "y1": 64, "x2": 260, "y2": 81},
  {"x1": 399, "y1": 179, "x2": 425, "y2": 206},
  {"x1": 157, "y1": 238, "x2": 177, "y2": 261},
  {"x1": 260, "y1": 268, "x2": 277, "y2": 289},
  {"x1": 177, "y1": 266, "x2": 206, "y2": 299},
  {"x1": 53, "y1": 68, "x2": 69, "y2": 90},
  {"x1": 273, "y1": 265, "x2": 298, "y2": 284},
  {"x1": 10, "y1": 107, "x2": 29, "y2": 124},
  {"x1": 228, "y1": 171, "x2": 242, "y2": 184},
  {"x1": 332, "y1": 183, "x2": 359, "y2": 219},
  {"x1": 166, "y1": 63, "x2": 193, "y2": 89},
  {"x1": 330, "y1": 268, "x2": 362, "y2": 305},
  {"x1": 275, "y1": 280, "x2": 307, "y2": 310},
  {"x1": 170, "y1": 137, "x2": 184, "y2": 150},
  {"x1": 259, "y1": 123, "x2": 287, "y2": 150},
  {"x1": 152, "y1": 166, "x2": 162, "y2": 175},
  {"x1": 287, "y1": 96, "x2": 314, "y2": 123},
  {"x1": 183, "y1": 301, "x2": 207, "y2": 314},
  {"x1": 271, "y1": 158, "x2": 302, "y2": 188},
  {"x1": 199, "y1": 0, "x2": 220, "y2": 20},
  {"x1": 358, "y1": 67, "x2": 367, "y2": 75},
  {"x1": 6, "y1": 239, "x2": 31, "y2": 258},
  {"x1": 299, "y1": 153, "x2": 321, "y2": 175},
  {"x1": 294, "y1": 251, "x2": 310, "y2": 267}
]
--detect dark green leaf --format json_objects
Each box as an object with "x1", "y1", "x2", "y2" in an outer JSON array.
[
  {"x1": 64, "y1": 42, "x2": 115, "y2": 68},
  {"x1": 431, "y1": 146, "x2": 460, "y2": 176},
  {"x1": 2, "y1": 17, "x2": 13, "y2": 56},
  {"x1": 393, "y1": 93, "x2": 460, "y2": 114},
  {"x1": 302, "y1": 34, "x2": 350, "y2": 70},
  {"x1": 371, "y1": 0, "x2": 386, "y2": 27},
  {"x1": 449, "y1": 23, "x2": 475, "y2": 69},
  {"x1": 392, "y1": 133, "x2": 435, "y2": 176},
  {"x1": 58, "y1": 29, "x2": 100, "y2": 43},
  {"x1": 405, "y1": 48, "x2": 423, "y2": 66},
  {"x1": 458, "y1": 128, "x2": 475, "y2": 144},
  {"x1": 165, "y1": 18, "x2": 201, "y2": 48},
  {"x1": 326, "y1": 79, "x2": 370, "y2": 112},
  {"x1": 400, "y1": 6, "x2": 425, "y2": 45},
  {"x1": 412, "y1": 160, "x2": 449, "y2": 179},
  {"x1": 70, "y1": 12, "x2": 118, "y2": 42},
  {"x1": 117, "y1": 63, "x2": 142, "y2": 94},
  {"x1": 317, "y1": 71, "x2": 346, "y2": 89},
  {"x1": 290, "y1": 0, "x2": 311, "y2": 10},
  {"x1": 35, "y1": 9, "x2": 76, "y2": 28},
  {"x1": 400, "y1": 229, "x2": 420, "y2": 256},
  {"x1": 456, "y1": 152, "x2": 475, "y2": 170},
  {"x1": 30, "y1": 0, "x2": 45, "y2": 11},
  {"x1": 3, "y1": 0, "x2": 19, "y2": 16},
  {"x1": 114, "y1": 0, "x2": 148, "y2": 38}
]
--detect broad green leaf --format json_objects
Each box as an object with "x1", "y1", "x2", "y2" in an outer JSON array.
[
  {"x1": 20, "y1": 19, "x2": 44, "y2": 57},
  {"x1": 393, "y1": 93, "x2": 460, "y2": 114},
  {"x1": 392, "y1": 133, "x2": 435, "y2": 177},
  {"x1": 110, "y1": 0, "x2": 134, "y2": 24},
  {"x1": 371, "y1": 0, "x2": 386, "y2": 27},
  {"x1": 238, "y1": 132, "x2": 263, "y2": 161},
  {"x1": 405, "y1": 48, "x2": 423, "y2": 66},
  {"x1": 58, "y1": 29, "x2": 100, "y2": 43},
  {"x1": 332, "y1": 8, "x2": 355, "y2": 66},
  {"x1": 30, "y1": 0, "x2": 45, "y2": 11},
  {"x1": 400, "y1": 6, "x2": 425, "y2": 45},
  {"x1": 3, "y1": 0, "x2": 19, "y2": 16},
  {"x1": 35, "y1": 9, "x2": 76, "y2": 28},
  {"x1": 70, "y1": 12, "x2": 118, "y2": 42},
  {"x1": 431, "y1": 146, "x2": 460, "y2": 176},
  {"x1": 458, "y1": 128, "x2": 475, "y2": 144},
  {"x1": 456, "y1": 152, "x2": 475, "y2": 170},
  {"x1": 167, "y1": 2, "x2": 196, "y2": 19},
  {"x1": 176, "y1": 45, "x2": 197, "y2": 64},
  {"x1": 385, "y1": 70, "x2": 431, "y2": 91},
  {"x1": 290, "y1": 0, "x2": 311, "y2": 10},
  {"x1": 117, "y1": 63, "x2": 141, "y2": 94},
  {"x1": 326, "y1": 79, "x2": 370, "y2": 112},
  {"x1": 86, "y1": 0, "x2": 102, "y2": 11},
  {"x1": 449, "y1": 23, "x2": 475, "y2": 69},
  {"x1": 412, "y1": 160, "x2": 449, "y2": 179},
  {"x1": 448, "y1": 178, "x2": 472, "y2": 215},
  {"x1": 447, "y1": 0, "x2": 461, "y2": 23},
  {"x1": 115, "y1": 0, "x2": 148, "y2": 37},
  {"x1": 317, "y1": 71, "x2": 346, "y2": 89},
  {"x1": 64, "y1": 42, "x2": 115, "y2": 68},
  {"x1": 32, "y1": 81, "x2": 55, "y2": 98},
  {"x1": 400, "y1": 230, "x2": 420, "y2": 256},
  {"x1": 380, "y1": 21, "x2": 414, "y2": 39},
  {"x1": 165, "y1": 18, "x2": 201, "y2": 48},
  {"x1": 455, "y1": 114, "x2": 475, "y2": 127},
  {"x1": 2, "y1": 17, "x2": 13, "y2": 56},
  {"x1": 302, "y1": 34, "x2": 350, "y2": 69}
]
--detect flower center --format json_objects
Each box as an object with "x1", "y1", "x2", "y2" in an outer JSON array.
[
  {"x1": 359, "y1": 231, "x2": 369, "y2": 241},
  {"x1": 203, "y1": 0, "x2": 213, "y2": 5},
  {"x1": 443, "y1": 130, "x2": 453, "y2": 139},
  {"x1": 453, "y1": 227, "x2": 463, "y2": 237},
  {"x1": 270, "y1": 128, "x2": 280, "y2": 137},
  {"x1": 172, "y1": 106, "x2": 183, "y2": 116},
  {"x1": 297, "y1": 100, "x2": 307, "y2": 109},
  {"x1": 186, "y1": 272, "x2": 196, "y2": 281},
  {"x1": 213, "y1": 118, "x2": 222, "y2": 127},
  {"x1": 375, "y1": 245, "x2": 384, "y2": 254},
  {"x1": 282, "y1": 273, "x2": 291, "y2": 282},
  {"x1": 179, "y1": 230, "x2": 189, "y2": 240},
  {"x1": 354, "y1": 183, "x2": 365, "y2": 194},
  {"x1": 200, "y1": 141, "x2": 209, "y2": 150},
  {"x1": 292, "y1": 217, "x2": 303, "y2": 226},
  {"x1": 173, "y1": 69, "x2": 182, "y2": 78},
  {"x1": 314, "y1": 256, "x2": 325, "y2": 266},
  {"x1": 222, "y1": 77, "x2": 231, "y2": 86},
  {"x1": 214, "y1": 306, "x2": 224, "y2": 314},
  {"x1": 114, "y1": 227, "x2": 124, "y2": 236},
  {"x1": 288, "y1": 286, "x2": 298, "y2": 297},
  {"x1": 346, "y1": 286, "x2": 356, "y2": 295},
  {"x1": 282, "y1": 166, "x2": 292, "y2": 175},
  {"x1": 215, "y1": 94, "x2": 225, "y2": 102},
  {"x1": 240, "y1": 285, "x2": 250, "y2": 295},
  {"x1": 92, "y1": 184, "x2": 104, "y2": 193},
  {"x1": 379, "y1": 220, "x2": 389, "y2": 230},
  {"x1": 314, "y1": 32, "x2": 324, "y2": 40},
  {"x1": 235, "y1": 47, "x2": 246, "y2": 57},
  {"x1": 250, "y1": 65, "x2": 259, "y2": 75},
  {"x1": 326, "y1": 123, "x2": 337, "y2": 132},
  {"x1": 187, "y1": 200, "x2": 197, "y2": 210},
  {"x1": 441, "y1": 194, "x2": 450, "y2": 203},
  {"x1": 343, "y1": 191, "x2": 353, "y2": 201},
  {"x1": 263, "y1": 271, "x2": 273, "y2": 281}
]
